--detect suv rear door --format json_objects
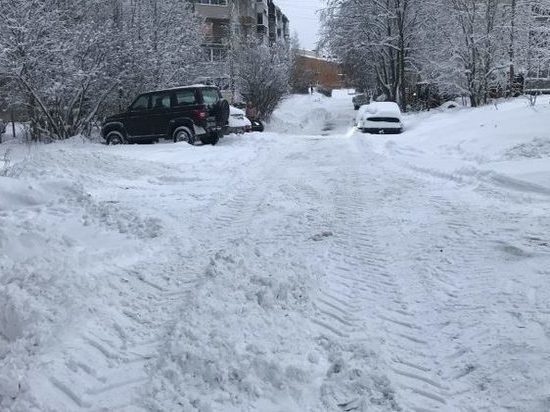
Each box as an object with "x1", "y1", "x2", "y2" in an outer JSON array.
[
  {"x1": 149, "y1": 92, "x2": 173, "y2": 138},
  {"x1": 200, "y1": 88, "x2": 222, "y2": 129},
  {"x1": 171, "y1": 88, "x2": 202, "y2": 128}
]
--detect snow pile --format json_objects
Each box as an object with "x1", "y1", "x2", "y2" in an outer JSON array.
[
  {"x1": 146, "y1": 247, "x2": 317, "y2": 411},
  {"x1": 268, "y1": 91, "x2": 357, "y2": 136},
  {"x1": 373, "y1": 98, "x2": 550, "y2": 193},
  {"x1": 0, "y1": 177, "x2": 54, "y2": 211},
  {"x1": 268, "y1": 94, "x2": 334, "y2": 135},
  {"x1": 505, "y1": 137, "x2": 550, "y2": 160},
  {"x1": 0, "y1": 144, "x2": 165, "y2": 408}
]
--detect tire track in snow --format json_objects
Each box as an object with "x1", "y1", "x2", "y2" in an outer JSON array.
[
  {"x1": 24, "y1": 258, "x2": 202, "y2": 412},
  {"x1": 354, "y1": 136, "x2": 550, "y2": 411},
  {"x1": 15, "y1": 142, "x2": 280, "y2": 412},
  {"x1": 311, "y1": 141, "x2": 451, "y2": 412}
]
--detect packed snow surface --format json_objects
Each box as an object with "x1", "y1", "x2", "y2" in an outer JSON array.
[{"x1": 1, "y1": 92, "x2": 550, "y2": 411}]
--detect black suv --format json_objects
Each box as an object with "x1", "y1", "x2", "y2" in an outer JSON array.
[{"x1": 102, "y1": 85, "x2": 230, "y2": 146}]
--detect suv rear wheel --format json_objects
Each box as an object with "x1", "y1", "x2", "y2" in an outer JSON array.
[
  {"x1": 106, "y1": 131, "x2": 125, "y2": 145},
  {"x1": 173, "y1": 127, "x2": 195, "y2": 145}
]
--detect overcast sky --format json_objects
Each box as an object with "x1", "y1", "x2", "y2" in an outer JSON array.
[{"x1": 275, "y1": 0, "x2": 323, "y2": 50}]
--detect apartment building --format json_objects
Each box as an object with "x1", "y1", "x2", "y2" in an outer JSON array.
[
  {"x1": 193, "y1": 0, "x2": 289, "y2": 51},
  {"x1": 525, "y1": 3, "x2": 550, "y2": 93},
  {"x1": 191, "y1": 0, "x2": 290, "y2": 92}
]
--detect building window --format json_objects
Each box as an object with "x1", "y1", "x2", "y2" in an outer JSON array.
[{"x1": 206, "y1": 47, "x2": 228, "y2": 62}]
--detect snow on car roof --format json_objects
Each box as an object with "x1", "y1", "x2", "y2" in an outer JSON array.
[
  {"x1": 230, "y1": 105, "x2": 245, "y2": 115},
  {"x1": 146, "y1": 84, "x2": 216, "y2": 94},
  {"x1": 366, "y1": 102, "x2": 401, "y2": 114}
]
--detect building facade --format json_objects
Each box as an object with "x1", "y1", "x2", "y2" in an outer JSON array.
[
  {"x1": 191, "y1": 0, "x2": 290, "y2": 94},
  {"x1": 525, "y1": 3, "x2": 550, "y2": 93},
  {"x1": 292, "y1": 49, "x2": 344, "y2": 93}
]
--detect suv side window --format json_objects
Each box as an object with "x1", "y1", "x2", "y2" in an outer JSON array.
[
  {"x1": 174, "y1": 90, "x2": 197, "y2": 106},
  {"x1": 151, "y1": 93, "x2": 171, "y2": 110},
  {"x1": 130, "y1": 95, "x2": 149, "y2": 111},
  {"x1": 201, "y1": 88, "x2": 220, "y2": 105},
  {"x1": 151, "y1": 93, "x2": 170, "y2": 110}
]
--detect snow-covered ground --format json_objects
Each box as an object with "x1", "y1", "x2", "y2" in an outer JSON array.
[{"x1": 1, "y1": 92, "x2": 550, "y2": 411}]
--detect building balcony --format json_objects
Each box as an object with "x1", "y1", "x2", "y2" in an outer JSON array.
[
  {"x1": 240, "y1": 15, "x2": 256, "y2": 25},
  {"x1": 256, "y1": 0, "x2": 268, "y2": 14},
  {"x1": 203, "y1": 35, "x2": 228, "y2": 46},
  {"x1": 195, "y1": 3, "x2": 230, "y2": 20}
]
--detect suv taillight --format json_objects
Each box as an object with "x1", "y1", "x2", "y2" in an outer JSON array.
[{"x1": 192, "y1": 106, "x2": 207, "y2": 122}]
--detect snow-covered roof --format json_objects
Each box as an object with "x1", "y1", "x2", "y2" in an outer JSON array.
[{"x1": 365, "y1": 102, "x2": 401, "y2": 114}]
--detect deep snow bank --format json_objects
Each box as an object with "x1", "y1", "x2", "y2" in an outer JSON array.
[
  {"x1": 268, "y1": 91, "x2": 356, "y2": 135},
  {"x1": 374, "y1": 98, "x2": 550, "y2": 195},
  {"x1": 268, "y1": 94, "x2": 333, "y2": 135},
  {"x1": 0, "y1": 143, "x2": 163, "y2": 406}
]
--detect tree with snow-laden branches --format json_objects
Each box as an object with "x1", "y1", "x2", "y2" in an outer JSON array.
[
  {"x1": 0, "y1": 0, "x2": 203, "y2": 140},
  {"x1": 321, "y1": 0, "x2": 550, "y2": 109},
  {"x1": 234, "y1": 38, "x2": 291, "y2": 120},
  {"x1": 321, "y1": 0, "x2": 421, "y2": 109}
]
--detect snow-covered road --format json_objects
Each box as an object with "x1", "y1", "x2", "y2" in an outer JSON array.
[{"x1": 1, "y1": 94, "x2": 550, "y2": 411}]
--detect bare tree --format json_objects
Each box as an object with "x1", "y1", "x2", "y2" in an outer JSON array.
[
  {"x1": 234, "y1": 38, "x2": 291, "y2": 120},
  {"x1": 321, "y1": 0, "x2": 420, "y2": 109},
  {"x1": 322, "y1": 0, "x2": 550, "y2": 109}
]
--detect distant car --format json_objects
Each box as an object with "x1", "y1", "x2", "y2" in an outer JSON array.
[
  {"x1": 233, "y1": 102, "x2": 264, "y2": 132},
  {"x1": 356, "y1": 102, "x2": 403, "y2": 134},
  {"x1": 227, "y1": 106, "x2": 251, "y2": 134},
  {"x1": 353, "y1": 93, "x2": 370, "y2": 110},
  {"x1": 249, "y1": 118, "x2": 265, "y2": 132},
  {"x1": 101, "y1": 85, "x2": 230, "y2": 146}
]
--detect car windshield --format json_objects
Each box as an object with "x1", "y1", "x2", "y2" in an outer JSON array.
[{"x1": 130, "y1": 95, "x2": 149, "y2": 111}]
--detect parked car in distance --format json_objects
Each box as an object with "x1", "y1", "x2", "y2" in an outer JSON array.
[
  {"x1": 102, "y1": 85, "x2": 230, "y2": 146},
  {"x1": 353, "y1": 93, "x2": 370, "y2": 110},
  {"x1": 355, "y1": 102, "x2": 403, "y2": 134},
  {"x1": 233, "y1": 102, "x2": 265, "y2": 132},
  {"x1": 227, "y1": 106, "x2": 251, "y2": 134}
]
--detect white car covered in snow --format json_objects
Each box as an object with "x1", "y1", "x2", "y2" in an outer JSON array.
[
  {"x1": 356, "y1": 102, "x2": 403, "y2": 134},
  {"x1": 226, "y1": 105, "x2": 252, "y2": 134}
]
